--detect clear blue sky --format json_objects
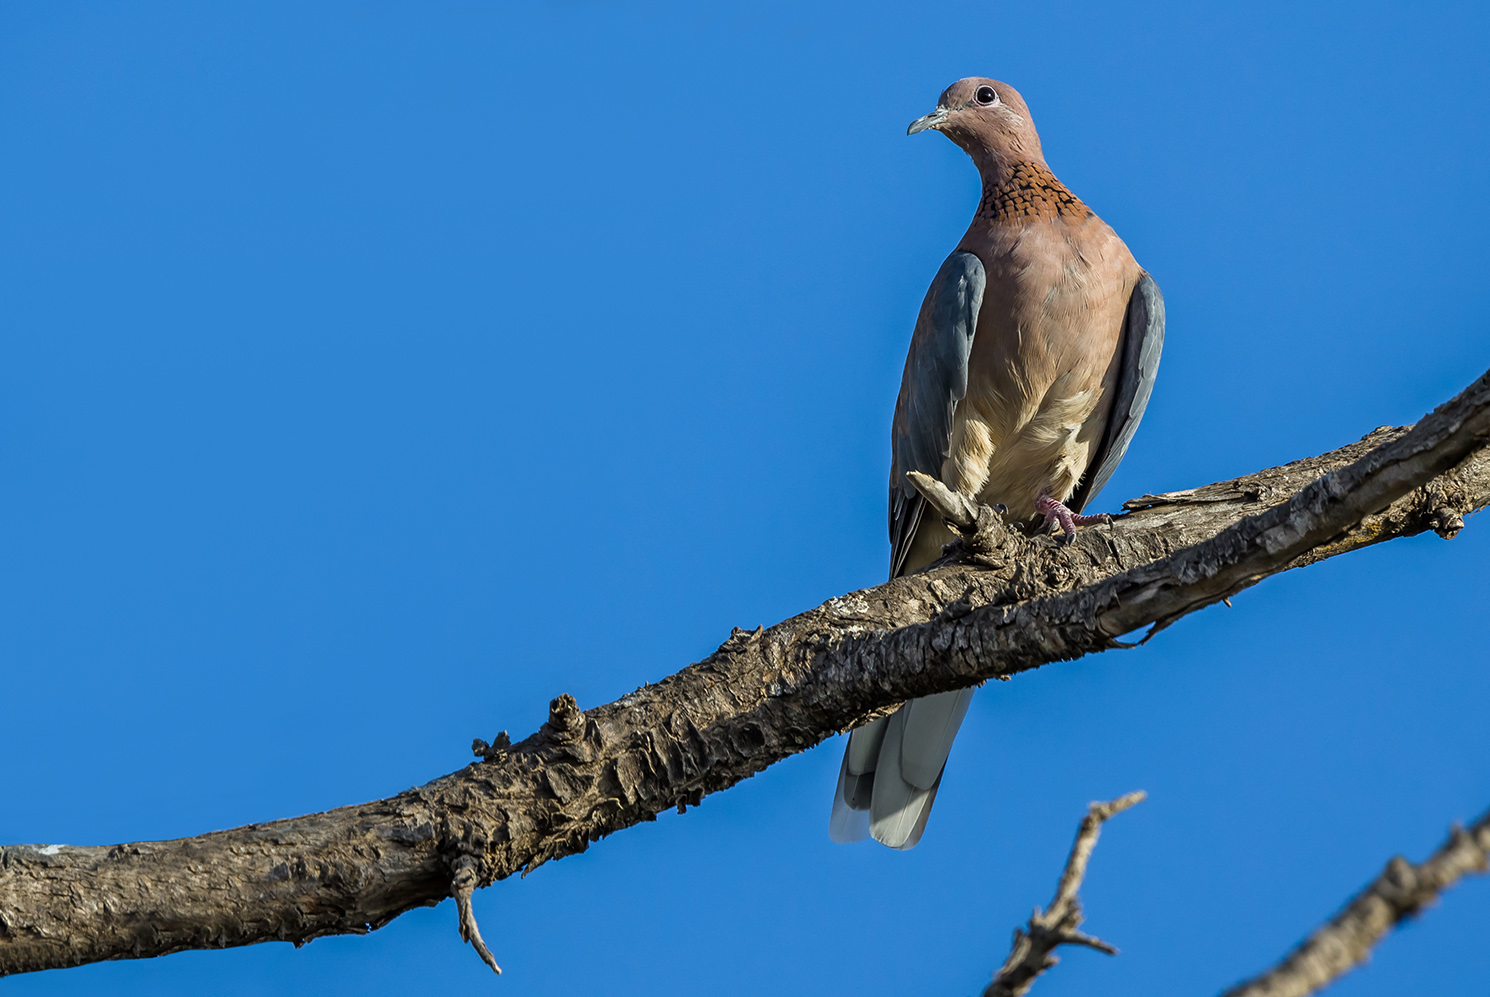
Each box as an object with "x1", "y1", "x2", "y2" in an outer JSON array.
[{"x1": 2, "y1": 2, "x2": 1487, "y2": 994}]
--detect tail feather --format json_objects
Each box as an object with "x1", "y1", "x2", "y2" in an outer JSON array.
[
  {"x1": 898, "y1": 688, "x2": 974, "y2": 789},
  {"x1": 868, "y1": 708, "x2": 938, "y2": 849},
  {"x1": 829, "y1": 689, "x2": 975, "y2": 849},
  {"x1": 846, "y1": 715, "x2": 889, "y2": 775},
  {"x1": 828, "y1": 750, "x2": 872, "y2": 843}
]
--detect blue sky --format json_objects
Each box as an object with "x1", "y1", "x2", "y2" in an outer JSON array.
[{"x1": 2, "y1": 2, "x2": 1488, "y2": 994}]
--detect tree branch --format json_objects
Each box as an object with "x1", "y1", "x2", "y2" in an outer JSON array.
[
  {"x1": 1219, "y1": 806, "x2": 1490, "y2": 997},
  {"x1": 976, "y1": 798, "x2": 1490, "y2": 997},
  {"x1": 983, "y1": 791, "x2": 1144, "y2": 997},
  {"x1": 2, "y1": 368, "x2": 1488, "y2": 977}
]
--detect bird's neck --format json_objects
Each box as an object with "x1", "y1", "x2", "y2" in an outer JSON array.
[{"x1": 974, "y1": 158, "x2": 1092, "y2": 224}]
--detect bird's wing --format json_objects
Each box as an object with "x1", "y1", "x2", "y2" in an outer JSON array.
[
  {"x1": 827, "y1": 252, "x2": 984, "y2": 846},
  {"x1": 1069, "y1": 271, "x2": 1165, "y2": 514},
  {"x1": 888, "y1": 251, "x2": 986, "y2": 579}
]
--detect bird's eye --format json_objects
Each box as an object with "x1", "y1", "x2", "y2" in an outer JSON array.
[{"x1": 974, "y1": 86, "x2": 998, "y2": 106}]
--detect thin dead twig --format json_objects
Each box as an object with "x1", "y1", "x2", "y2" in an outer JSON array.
[
  {"x1": 983, "y1": 791, "x2": 1145, "y2": 997},
  {"x1": 450, "y1": 855, "x2": 501, "y2": 975}
]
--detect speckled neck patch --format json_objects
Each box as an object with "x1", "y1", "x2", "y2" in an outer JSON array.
[{"x1": 978, "y1": 161, "x2": 1092, "y2": 222}]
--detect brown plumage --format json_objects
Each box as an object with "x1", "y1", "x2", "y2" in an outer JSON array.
[
  {"x1": 830, "y1": 78, "x2": 1163, "y2": 849},
  {"x1": 896, "y1": 78, "x2": 1143, "y2": 570}
]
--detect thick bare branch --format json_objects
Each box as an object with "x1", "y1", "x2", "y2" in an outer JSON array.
[
  {"x1": 1220, "y1": 807, "x2": 1490, "y2": 997},
  {"x1": 984, "y1": 791, "x2": 1144, "y2": 997},
  {"x1": 2, "y1": 369, "x2": 1488, "y2": 977}
]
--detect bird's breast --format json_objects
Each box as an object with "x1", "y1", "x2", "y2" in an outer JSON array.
[{"x1": 944, "y1": 213, "x2": 1140, "y2": 517}]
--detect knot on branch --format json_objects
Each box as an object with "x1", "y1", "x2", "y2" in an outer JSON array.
[
  {"x1": 1456, "y1": 822, "x2": 1490, "y2": 869},
  {"x1": 545, "y1": 694, "x2": 585, "y2": 744},
  {"x1": 472, "y1": 730, "x2": 511, "y2": 762},
  {"x1": 1374, "y1": 854, "x2": 1423, "y2": 912},
  {"x1": 1430, "y1": 507, "x2": 1465, "y2": 539},
  {"x1": 906, "y1": 471, "x2": 1012, "y2": 565},
  {"x1": 718, "y1": 625, "x2": 764, "y2": 655}
]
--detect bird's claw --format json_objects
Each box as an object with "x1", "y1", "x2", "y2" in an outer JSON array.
[{"x1": 1035, "y1": 495, "x2": 1109, "y2": 542}]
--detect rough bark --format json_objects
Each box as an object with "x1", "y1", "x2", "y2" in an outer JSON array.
[
  {"x1": 1218, "y1": 806, "x2": 1490, "y2": 997},
  {"x1": 2, "y1": 368, "x2": 1488, "y2": 978}
]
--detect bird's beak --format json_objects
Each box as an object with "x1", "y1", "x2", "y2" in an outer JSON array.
[{"x1": 906, "y1": 107, "x2": 950, "y2": 135}]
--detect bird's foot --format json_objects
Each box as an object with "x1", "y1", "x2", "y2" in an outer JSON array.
[{"x1": 1035, "y1": 494, "x2": 1111, "y2": 544}]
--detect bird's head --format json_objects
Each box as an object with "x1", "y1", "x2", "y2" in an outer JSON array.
[{"x1": 907, "y1": 78, "x2": 1043, "y2": 166}]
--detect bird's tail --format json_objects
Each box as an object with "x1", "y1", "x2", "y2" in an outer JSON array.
[{"x1": 827, "y1": 687, "x2": 974, "y2": 848}]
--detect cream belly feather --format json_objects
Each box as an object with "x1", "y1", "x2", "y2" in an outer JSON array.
[{"x1": 901, "y1": 217, "x2": 1138, "y2": 573}]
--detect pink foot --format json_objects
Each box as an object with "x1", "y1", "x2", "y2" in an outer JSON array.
[{"x1": 1035, "y1": 494, "x2": 1112, "y2": 544}]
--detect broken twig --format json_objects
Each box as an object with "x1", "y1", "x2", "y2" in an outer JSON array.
[
  {"x1": 983, "y1": 791, "x2": 1145, "y2": 997},
  {"x1": 451, "y1": 855, "x2": 501, "y2": 975}
]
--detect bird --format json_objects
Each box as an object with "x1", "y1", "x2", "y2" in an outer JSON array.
[{"x1": 829, "y1": 78, "x2": 1164, "y2": 849}]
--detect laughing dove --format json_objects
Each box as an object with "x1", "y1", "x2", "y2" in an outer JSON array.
[{"x1": 829, "y1": 78, "x2": 1165, "y2": 849}]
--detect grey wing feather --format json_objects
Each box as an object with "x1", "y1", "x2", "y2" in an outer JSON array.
[
  {"x1": 888, "y1": 251, "x2": 986, "y2": 579},
  {"x1": 1070, "y1": 272, "x2": 1165, "y2": 514},
  {"x1": 828, "y1": 252, "x2": 985, "y2": 849}
]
